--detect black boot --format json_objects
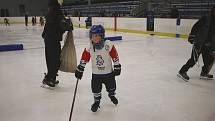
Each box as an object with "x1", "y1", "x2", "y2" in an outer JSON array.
[
  {"x1": 91, "y1": 101, "x2": 100, "y2": 112},
  {"x1": 42, "y1": 73, "x2": 55, "y2": 87},
  {"x1": 42, "y1": 78, "x2": 55, "y2": 87},
  {"x1": 200, "y1": 73, "x2": 213, "y2": 80},
  {"x1": 177, "y1": 71, "x2": 189, "y2": 82},
  {"x1": 109, "y1": 95, "x2": 118, "y2": 105}
]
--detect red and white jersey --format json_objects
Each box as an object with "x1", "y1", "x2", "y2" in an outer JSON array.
[{"x1": 80, "y1": 40, "x2": 119, "y2": 74}]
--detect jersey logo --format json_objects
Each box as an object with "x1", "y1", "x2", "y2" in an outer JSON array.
[
  {"x1": 96, "y1": 55, "x2": 104, "y2": 66},
  {"x1": 96, "y1": 55, "x2": 105, "y2": 70}
]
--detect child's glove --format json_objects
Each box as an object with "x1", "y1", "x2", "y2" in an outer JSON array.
[
  {"x1": 113, "y1": 64, "x2": 121, "y2": 76},
  {"x1": 75, "y1": 65, "x2": 85, "y2": 79}
]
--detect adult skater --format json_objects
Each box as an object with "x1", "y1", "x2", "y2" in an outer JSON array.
[
  {"x1": 32, "y1": 17, "x2": 35, "y2": 26},
  {"x1": 4, "y1": 18, "x2": 10, "y2": 26},
  {"x1": 25, "y1": 13, "x2": 28, "y2": 27},
  {"x1": 177, "y1": 5, "x2": 215, "y2": 81},
  {"x1": 75, "y1": 25, "x2": 121, "y2": 112},
  {"x1": 39, "y1": 16, "x2": 44, "y2": 26},
  {"x1": 41, "y1": 0, "x2": 71, "y2": 87}
]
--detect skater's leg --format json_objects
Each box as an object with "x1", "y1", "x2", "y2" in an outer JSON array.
[
  {"x1": 44, "y1": 39, "x2": 61, "y2": 84},
  {"x1": 180, "y1": 46, "x2": 200, "y2": 73},
  {"x1": 42, "y1": 41, "x2": 55, "y2": 88},
  {"x1": 50, "y1": 40, "x2": 61, "y2": 84},
  {"x1": 200, "y1": 47, "x2": 213, "y2": 79},
  {"x1": 91, "y1": 74, "x2": 102, "y2": 112},
  {"x1": 104, "y1": 73, "x2": 118, "y2": 105},
  {"x1": 44, "y1": 39, "x2": 52, "y2": 79},
  {"x1": 178, "y1": 46, "x2": 201, "y2": 81}
]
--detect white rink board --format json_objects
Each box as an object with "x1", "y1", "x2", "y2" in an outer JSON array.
[{"x1": 1, "y1": 17, "x2": 198, "y2": 35}]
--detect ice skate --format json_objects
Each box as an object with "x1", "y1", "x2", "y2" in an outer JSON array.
[
  {"x1": 200, "y1": 73, "x2": 213, "y2": 80},
  {"x1": 41, "y1": 77, "x2": 55, "y2": 89},
  {"x1": 177, "y1": 72, "x2": 189, "y2": 82},
  {"x1": 91, "y1": 101, "x2": 100, "y2": 112},
  {"x1": 109, "y1": 96, "x2": 118, "y2": 105}
]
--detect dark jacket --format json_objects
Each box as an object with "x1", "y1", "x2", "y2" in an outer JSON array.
[
  {"x1": 193, "y1": 16, "x2": 209, "y2": 49},
  {"x1": 191, "y1": 6, "x2": 215, "y2": 51},
  {"x1": 42, "y1": 6, "x2": 65, "y2": 41}
]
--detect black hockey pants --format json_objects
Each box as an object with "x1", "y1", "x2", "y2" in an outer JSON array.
[
  {"x1": 91, "y1": 72, "x2": 116, "y2": 101},
  {"x1": 179, "y1": 45, "x2": 213, "y2": 74},
  {"x1": 44, "y1": 38, "x2": 61, "y2": 80}
]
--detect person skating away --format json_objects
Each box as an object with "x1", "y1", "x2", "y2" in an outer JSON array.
[
  {"x1": 177, "y1": 5, "x2": 215, "y2": 81},
  {"x1": 4, "y1": 18, "x2": 10, "y2": 26},
  {"x1": 34, "y1": 16, "x2": 37, "y2": 25},
  {"x1": 40, "y1": 16, "x2": 45, "y2": 26},
  {"x1": 32, "y1": 17, "x2": 35, "y2": 26},
  {"x1": 75, "y1": 25, "x2": 121, "y2": 112},
  {"x1": 25, "y1": 13, "x2": 28, "y2": 27}
]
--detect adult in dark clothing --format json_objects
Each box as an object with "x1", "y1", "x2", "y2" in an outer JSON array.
[
  {"x1": 34, "y1": 16, "x2": 37, "y2": 25},
  {"x1": 25, "y1": 13, "x2": 28, "y2": 26},
  {"x1": 4, "y1": 18, "x2": 10, "y2": 26},
  {"x1": 42, "y1": 0, "x2": 71, "y2": 87},
  {"x1": 39, "y1": 16, "x2": 45, "y2": 26},
  {"x1": 32, "y1": 16, "x2": 37, "y2": 26},
  {"x1": 177, "y1": 5, "x2": 215, "y2": 81},
  {"x1": 32, "y1": 17, "x2": 35, "y2": 26}
]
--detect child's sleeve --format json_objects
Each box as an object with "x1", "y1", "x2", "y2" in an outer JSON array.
[
  {"x1": 109, "y1": 45, "x2": 120, "y2": 65},
  {"x1": 79, "y1": 48, "x2": 91, "y2": 67}
]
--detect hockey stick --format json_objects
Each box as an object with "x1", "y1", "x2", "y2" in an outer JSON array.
[{"x1": 69, "y1": 78, "x2": 80, "y2": 121}]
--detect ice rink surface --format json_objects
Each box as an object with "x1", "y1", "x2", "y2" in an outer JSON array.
[{"x1": 0, "y1": 24, "x2": 215, "y2": 121}]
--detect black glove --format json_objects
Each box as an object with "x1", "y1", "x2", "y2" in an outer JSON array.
[
  {"x1": 75, "y1": 65, "x2": 85, "y2": 79},
  {"x1": 113, "y1": 64, "x2": 121, "y2": 76},
  {"x1": 188, "y1": 34, "x2": 195, "y2": 44}
]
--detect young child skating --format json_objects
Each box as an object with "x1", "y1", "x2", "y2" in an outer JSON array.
[{"x1": 75, "y1": 25, "x2": 121, "y2": 112}]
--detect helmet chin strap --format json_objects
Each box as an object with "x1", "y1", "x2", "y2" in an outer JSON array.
[
  {"x1": 92, "y1": 41, "x2": 96, "y2": 52},
  {"x1": 91, "y1": 39, "x2": 105, "y2": 51}
]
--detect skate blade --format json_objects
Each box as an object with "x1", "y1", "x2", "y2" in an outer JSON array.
[
  {"x1": 199, "y1": 76, "x2": 214, "y2": 80},
  {"x1": 41, "y1": 84, "x2": 55, "y2": 90},
  {"x1": 177, "y1": 74, "x2": 189, "y2": 82}
]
